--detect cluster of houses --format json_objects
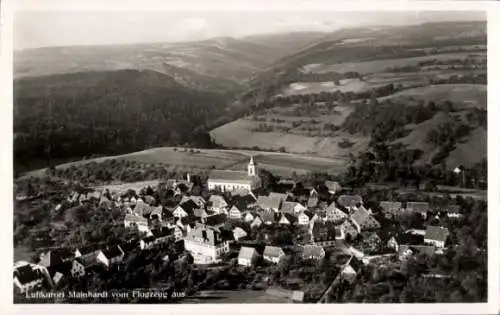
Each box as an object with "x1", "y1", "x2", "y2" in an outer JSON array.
[{"x1": 14, "y1": 157, "x2": 460, "y2": 294}]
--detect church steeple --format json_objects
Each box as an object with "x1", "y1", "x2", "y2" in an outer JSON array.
[{"x1": 248, "y1": 156, "x2": 256, "y2": 177}]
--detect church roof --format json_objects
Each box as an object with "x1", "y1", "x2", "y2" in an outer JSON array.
[{"x1": 208, "y1": 170, "x2": 253, "y2": 184}]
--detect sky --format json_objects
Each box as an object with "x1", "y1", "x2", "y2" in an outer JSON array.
[{"x1": 14, "y1": 10, "x2": 486, "y2": 50}]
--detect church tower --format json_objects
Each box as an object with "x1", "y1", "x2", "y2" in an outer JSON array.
[{"x1": 248, "y1": 156, "x2": 256, "y2": 177}]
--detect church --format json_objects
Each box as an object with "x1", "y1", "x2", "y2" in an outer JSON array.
[{"x1": 207, "y1": 156, "x2": 261, "y2": 192}]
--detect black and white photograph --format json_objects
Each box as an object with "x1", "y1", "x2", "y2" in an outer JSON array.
[{"x1": 3, "y1": 0, "x2": 499, "y2": 312}]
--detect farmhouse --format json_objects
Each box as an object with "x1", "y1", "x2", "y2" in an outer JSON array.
[
  {"x1": 311, "y1": 221, "x2": 343, "y2": 246},
  {"x1": 101, "y1": 245, "x2": 125, "y2": 266},
  {"x1": 263, "y1": 246, "x2": 285, "y2": 264},
  {"x1": 173, "y1": 199, "x2": 198, "y2": 218},
  {"x1": 324, "y1": 202, "x2": 348, "y2": 223},
  {"x1": 280, "y1": 201, "x2": 306, "y2": 215},
  {"x1": 424, "y1": 226, "x2": 449, "y2": 248},
  {"x1": 207, "y1": 157, "x2": 261, "y2": 192},
  {"x1": 351, "y1": 206, "x2": 380, "y2": 231},
  {"x1": 13, "y1": 264, "x2": 48, "y2": 293},
  {"x1": 238, "y1": 247, "x2": 259, "y2": 267},
  {"x1": 207, "y1": 195, "x2": 229, "y2": 214},
  {"x1": 228, "y1": 205, "x2": 243, "y2": 219},
  {"x1": 124, "y1": 214, "x2": 150, "y2": 233},
  {"x1": 184, "y1": 226, "x2": 229, "y2": 264},
  {"x1": 256, "y1": 195, "x2": 281, "y2": 212}
]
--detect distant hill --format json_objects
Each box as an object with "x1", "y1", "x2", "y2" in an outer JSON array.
[
  {"x1": 14, "y1": 69, "x2": 228, "y2": 174},
  {"x1": 14, "y1": 32, "x2": 327, "y2": 93}
]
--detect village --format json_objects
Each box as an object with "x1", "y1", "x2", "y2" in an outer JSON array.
[{"x1": 13, "y1": 157, "x2": 468, "y2": 303}]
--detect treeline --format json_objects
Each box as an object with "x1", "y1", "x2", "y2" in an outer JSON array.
[{"x1": 14, "y1": 70, "x2": 229, "y2": 175}]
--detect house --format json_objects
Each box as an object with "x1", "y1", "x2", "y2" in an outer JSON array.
[
  {"x1": 379, "y1": 201, "x2": 403, "y2": 219},
  {"x1": 324, "y1": 181, "x2": 342, "y2": 194},
  {"x1": 207, "y1": 157, "x2": 261, "y2": 192},
  {"x1": 398, "y1": 244, "x2": 436, "y2": 261},
  {"x1": 184, "y1": 226, "x2": 230, "y2": 264},
  {"x1": 324, "y1": 202, "x2": 348, "y2": 223},
  {"x1": 298, "y1": 210, "x2": 317, "y2": 226},
  {"x1": 140, "y1": 236, "x2": 157, "y2": 250},
  {"x1": 337, "y1": 195, "x2": 363, "y2": 210},
  {"x1": 119, "y1": 240, "x2": 140, "y2": 255},
  {"x1": 263, "y1": 246, "x2": 285, "y2": 264},
  {"x1": 406, "y1": 201, "x2": 430, "y2": 219},
  {"x1": 340, "y1": 220, "x2": 359, "y2": 240},
  {"x1": 38, "y1": 248, "x2": 74, "y2": 268},
  {"x1": 424, "y1": 226, "x2": 449, "y2": 248},
  {"x1": 231, "y1": 193, "x2": 257, "y2": 212},
  {"x1": 176, "y1": 216, "x2": 198, "y2": 234},
  {"x1": 124, "y1": 214, "x2": 150, "y2": 234},
  {"x1": 181, "y1": 195, "x2": 206, "y2": 209},
  {"x1": 208, "y1": 195, "x2": 229, "y2": 214},
  {"x1": 261, "y1": 210, "x2": 277, "y2": 225},
  {"x1": 202, "y1": 213, "x2": 227, "y2": 228},
  {"x1": 307, "y1": 195, "x2": 319, "y2": 209},
  {"x1": 301, "y1": 245, "x2": 325, "y2": 261},
  {"x1": 233, "y1": 227, "x2": 248, "y2": 241},
  {"x1": 340, "y1": 257, "x2": 364, "y2": 284},
  {"x1": 279, "y1": 213, "x2": 297, "y2": 225},
  {"x1": 46, "y1": 261, "x2": 71, "y2": 286},
  {"x1": 228, "y1": 205, "x2": 243, "y2": 219},
  {"x1": 243, "y1": 211, "x2": 257, "y2": 223},
  {"x1": 311, "y1": 221, "x2": 344, "y2": 246},
  {"x1": 251, "y1": 215, "x2": 263, "y2": 228},
  {"x1": 13, "y1": 264, "x2": 48, "y2": 293},
  {"x1": 238, "y1": 246, "x2": 260, "y2": 266},
  {"x1": 256, "y1": 195, "x2": 281, "y2": 212},
  {"x1": 173, "y1": 199, "x2": 198, "y2": 218},
  {"x1": 280, "y1": 201, "x2": 306, "y2": 215},
  {"x1": 362, "y1": 232, "x2": 382, "y2": 253},
  {"x1": 149, "y1": 206, "x2": 163, "y2": 221},
  {"x1": 351, "y1": 206, "x2": 380, "y2": 231},
  {"x1": 74, "y1": 250, "x2": 107, "y2": 271},
  {"x1": 101, "y1": 245, "x2": 125, "y2": 266},
  {"x1": 269, "y1": 192, "x2": 288, "y2": 205},
  {"x1": 193, "y1": 208, "x2": 209, "y2": 218},
  {"x1": 387, "y1": 236, "x2": 399, "y2": 252},
  {"x1": 292, "y1": 291, "x2": 305, "y2": 303}
]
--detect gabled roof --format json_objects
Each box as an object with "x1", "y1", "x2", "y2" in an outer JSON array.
[
  {"x1": 208, "y1": 170, "x2": 253, "y2": 184},
  {"x1": 280, "y1": 201, "x2": 297, "y2": 214},
  {"x1": 238, "y1": 246, "x2": 258, "y2": 260},
  {"x1": 337, "y1": 195, "x2": 363, "y2": 208},
  {"x1": 119, "y1": 240, "x2": 139, "y2": 253},
  {"x1": 39, "y1": 248, "x2": 73, "y2": 267},
  {"x1": 307, "y1": 196, "x2": 319, "y2": 208},
  {"x1": 102, "y1": 245, "x2": 124, "y2": 259},
  {"x1": 142, "y1": 236, "x2": 156, "y2": 243},
  {"x1": 208, "y1": 195, "x2": 228, "y2": 209},
  {"x1": 233, "y1": 227, "x2": 248, "y2": 239},
  {"x1": 351, "y1": 206, "x2": 371, "y2": 226},
  {"x1": 177, "y1": 199, "x2": 198, "y2": 215},
  {"x1": 261, "y1": 210, "x2": 277, "y2": 223},
  {"x1": 425, "y1": 226, "x2": 449, "y2": 242},
  {"x1": 186, "y1": 226, "x2": 225, "y2": 246},
  {"x1": 325, "y1": 180, "x2": 342, "y2": 192},
  {"x1": 380, "y1": 201, "x2": 402, "y2": 213},
  {"x1": 406, "y1": 202, "x2": 430, "y2": 213},
  {"x1": 280, "y1": 213, "x2": 298, "y2": 224},
  {"x1": 75, "y1": 250, "x2": 102, "y2": 268},
  {"x1": 179, "y1": 215, "x2": 199, "y2": 227},
  {"x1": 231, "y1": 194, "x2": 257, "y2": 210},
  {"x1": 124, "y1": 214, "x2": 148, "y2": 225},
  {"x1": 269, "y1": 192, "x2": 288, "y2": 203},
  {"x1": 47, "y1": 261, "x2": 73, "y2": 278},
  {"x1": 302, "y1": 245, "x2": 325, "y2": 259},
  {"x1": 300, "y1": 210, "x2": 315, "y2": 220},
  {"x1": 14, "y1": 265, "x2": 45, "y2": 284},
  {"x1": 263, "y1": 246, "x2": 285, "y2": 258},
  {"x1": 256, "y1": 195, "x2": 281, "y2": 210},
  {"x1": 204, "y1": 213, "x2": 227, "y2": 226}
]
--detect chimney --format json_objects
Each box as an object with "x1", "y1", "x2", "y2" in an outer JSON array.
[{"x1": 186, "y1": 173, "x2": 191, "y2": 183}]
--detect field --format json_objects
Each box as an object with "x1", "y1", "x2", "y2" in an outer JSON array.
[
  {"x1": 300, "y1": 51, "x2": 486, "y2": 74},
  {"x1": 25, "y1": 147, "x2": 352, "y2": 178},
  {"x1": 280, "y1": 78, "x2": 380, "y2": 96},
  {"x1": 380, "y1": 84, "x2": 487, "y2": 109}
]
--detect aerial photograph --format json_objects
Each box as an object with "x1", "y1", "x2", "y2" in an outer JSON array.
[{"x1": 12, "y1": 8, "x2": 487, "y2": 304}]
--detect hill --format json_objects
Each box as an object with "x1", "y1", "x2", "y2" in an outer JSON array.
[
  {"x1": 14, "y1": 32, "x2": 327, "y2": 93},
  {"x1": 14, "y1": 69, "x2": 228, "y2": 175}
]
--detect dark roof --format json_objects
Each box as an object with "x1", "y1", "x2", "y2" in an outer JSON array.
[
  {"x1": 280, "y1": 213, "x2": 297, "y2": 224},
  {"x1": 47, "y1": 261, "x2": 73, "y2": 278},
  {"x1": 180, "y1": 215, "x2": 199, "y2": 226},
  {"x1": 301, "y1": 210, "x2": 315, "y2": 220},
  {"x1": 151, "y1": 227, "x2": 175, "y2": 238},
  {"x1": 15, "y1": 265, "x2": 45, "y2": 284},
  {"x1": 75, "y1": 251, "x2": 102, "y2": 268},
  {"x1": 312, "y1": 222, "x2": 339, "y2": 242},
  {"x1": 77, "y1": 245, "x2": 101, "y2": 256},
  {"x1": 179, "y1": 199, "x2": 198, "y2": 215},
  {"x1": 142, "y1": 236, "x2": 156, "y2": 243},
  {"x1": 204, "y1": 213, "x2": 227, "y2": 226},
  {"x1": 425, "y1": 226, "x2": 449, "y2": 242},
  {"x1": 102, "y1": 245, "x2": 124, "y2": 259},
  {"x1": 231, "y1": 194, "x2": 257, "y2": 210},
  {"x1": 337, "y1": 195, "x2": 363, "y2": 208},
  {"x1": 119, "y1": 240, "x2": 139, "y2": 253},
  {"x1": 39, "y1": 248, "x2": 74, "y2": 267}
]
